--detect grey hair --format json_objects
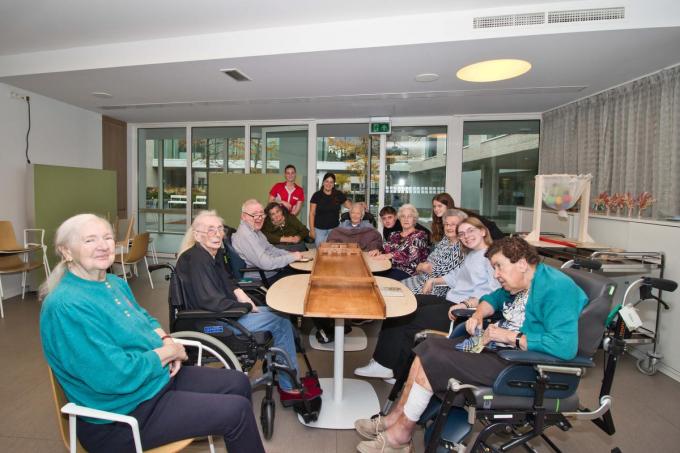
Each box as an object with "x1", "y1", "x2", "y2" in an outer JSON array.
[
  {"x1": 397, "y1": 203, "x2": 419, "y2": 220},
  {"x1": 350, "y1": 202, "x2": 365, "y2": 213},
  {"x1": 178, "y1": 209, "x2": 224, "y2": 256},
  {"x1": 443, "y1": 209, "x2": 468, "y2": 222},
  {"x1": 39, "y1": 213, "x2": 113, "y2": 299},
  {"x1": 241, "y1": 199, "x2": 261, "y2": 213}
]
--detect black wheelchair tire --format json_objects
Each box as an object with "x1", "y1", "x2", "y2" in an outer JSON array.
[
  {"x1": 260, "y1": 398, "x2": 275, "y2": 440},
  {"x1": 171, "y1": 331, "x2": 243, "y2": 371}
]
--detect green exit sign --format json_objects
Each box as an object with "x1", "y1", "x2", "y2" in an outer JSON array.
[{"x1": 369, "y1": 121, "x2": 391, "y2": 134}]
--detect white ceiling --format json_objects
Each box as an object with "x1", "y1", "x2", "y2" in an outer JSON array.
[{"x1": 1, "y1": 0, "x2": 679, "y2": 123}]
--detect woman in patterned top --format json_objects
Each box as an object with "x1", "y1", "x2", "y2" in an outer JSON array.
[
  {"x1": 369, "y1": 204, "x2": 429, "y2": 280},
  {"x1": 402, "y1": 209, "x2": 467, "y2": 297}
]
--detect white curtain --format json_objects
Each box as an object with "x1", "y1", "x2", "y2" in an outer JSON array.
[{"x1": 540, "y1": 65, "x2": 680, "y2": 217}]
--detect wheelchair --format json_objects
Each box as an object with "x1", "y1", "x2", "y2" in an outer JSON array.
[
  {"x1": 381, "y1": 267, "x2": 627, "y2": 452},
  {"x1": 148, "y1": 263, "x2": 321, "y2": 440}
]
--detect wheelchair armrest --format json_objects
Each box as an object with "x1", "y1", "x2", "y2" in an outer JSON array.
[
  {"x1": 176, "y1": 305, "x2": 252, "y2": 320},
  {"x1": 498, "y1": 349, "x2": 595, "y2": 368},
  {"x1": 450, "y1": 308, "x2": 476, "y2": 319},
  {"x1": 414, "y1": 329, "x2": 448, "y2": 345}
]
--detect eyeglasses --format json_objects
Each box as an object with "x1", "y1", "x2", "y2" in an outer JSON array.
[
  {"x1": 457, "y1": 227, "x2": 479, "y2": 238},
  {"x1": 244, "y1": 212, "x2": 266, "y2": 220},
  {"x1": 195, "y1": 227, "x2": 224, "y2": 236}
]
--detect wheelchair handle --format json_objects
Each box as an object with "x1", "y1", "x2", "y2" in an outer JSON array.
[
  {"x1": 642, "y1": 277, "x2": 677, "y2": 293},
  {"x1": 149, "y1": 263, "x2": 174, "y2": 273}
]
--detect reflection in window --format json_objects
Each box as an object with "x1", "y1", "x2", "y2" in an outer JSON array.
[{"x1": 461, "y1": 120, "x2": 540, "y2": 233}]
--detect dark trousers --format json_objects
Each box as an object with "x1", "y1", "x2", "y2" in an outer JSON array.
[
  {"x1": 373, "y1": 294, "x2": 451, "y2": 379},
  {"x1": 77, "y1": 366, "x2": 265, "y2": 453}
]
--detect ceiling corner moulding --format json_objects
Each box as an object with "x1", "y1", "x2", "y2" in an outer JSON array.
[{"x1": 473, "y1": 7, "x2": 625, "y2": 29}]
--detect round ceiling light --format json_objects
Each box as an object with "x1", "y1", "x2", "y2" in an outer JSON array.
[
  {"x1": 456, "y1": 59, "x2": 531, "y2": 82},
  {"x1": 415, "y1": 73, "x2": 440, "y2": 82}
]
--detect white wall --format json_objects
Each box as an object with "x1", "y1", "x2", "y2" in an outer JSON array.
[{"x1": 0, "y1": 82, "x2": 102, "y2": 299}]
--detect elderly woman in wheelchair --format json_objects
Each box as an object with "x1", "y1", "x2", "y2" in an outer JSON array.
[
  {"x1": 176, "y1": 210, "x2": 322, "y2": 407},
  {"x1": 40, "y1": 214, "x2": 265, "y2": 453},
  {"x1": 354, "y1": 236, "x2": 596, "y2": 453}
]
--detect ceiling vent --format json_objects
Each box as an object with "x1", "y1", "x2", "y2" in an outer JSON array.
[
  {"x1": 473, "y1": 12, "x2": 545, "y2": 29},
  {"x1": 221, "y1": 68, "x2": 252, "y2": 82},
  {"x1": 548, "y1": 7, "x2": 625, "y2": 24}
]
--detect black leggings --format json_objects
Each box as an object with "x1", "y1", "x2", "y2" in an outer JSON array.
[
  {"x1": 77, "y1": 366, "x2": 265, "y2": 453},
  {"x1": 373, "y1": 294, "x2": 451, "y2": 379}
]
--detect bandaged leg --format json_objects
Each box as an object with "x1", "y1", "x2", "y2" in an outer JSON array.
[{"x1": 403, "y1": 382, "x2": 434, "y2": 422}]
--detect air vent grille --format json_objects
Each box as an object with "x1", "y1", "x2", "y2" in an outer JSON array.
[
  {"x1": 221, "y1": 68, "x2": 251, "y2": 82},
  {"x1": 473, "y1": 13, "x2": 545, "y2": 29},
  {"x1": 548, "y1": 7, "x2": 625, "y2": 24}
]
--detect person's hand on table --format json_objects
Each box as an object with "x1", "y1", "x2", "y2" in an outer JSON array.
[{"x1": 291, "y1": 251, "x2": 304, "y2": 261}]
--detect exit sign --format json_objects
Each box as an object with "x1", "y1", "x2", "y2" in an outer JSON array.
[{"x1": 369, "y1": 118, "x2": 391, "y2": 134}]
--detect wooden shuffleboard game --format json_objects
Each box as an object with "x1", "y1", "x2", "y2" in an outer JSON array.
[{"x1": 303, "y1": 243, "x2": 387, "y2": 319}]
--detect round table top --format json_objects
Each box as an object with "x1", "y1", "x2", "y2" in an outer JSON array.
[
  {"x1": 289, "y1": 249, "x2": 392, "y2": 273},
  {"x1": 266, "y1": 274, "x2": 416, "y2": 318}
]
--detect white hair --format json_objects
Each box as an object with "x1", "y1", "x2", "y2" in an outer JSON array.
[{"x1": 178, "y1": 209, "x2": 224, "y2": 256}]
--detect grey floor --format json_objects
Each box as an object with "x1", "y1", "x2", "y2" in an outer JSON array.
[{"x1": 2, "y1": 270, "x2": 680, "y2": 453}]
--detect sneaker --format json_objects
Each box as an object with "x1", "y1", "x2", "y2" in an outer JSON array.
[
  {"x1": 383, "y1": 378, "x2": 396, "y2": 385},
  {"x1": 356, "y1": 433, "x2": 414, "y2": 453},
  {"x1": 354, "y1": 359, "x2": 394, "y2": 379},
  {"x1": 354, "y1": 414, "x2": 386, "y2": 439}
]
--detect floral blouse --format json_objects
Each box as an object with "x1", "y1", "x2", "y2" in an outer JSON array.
[
  {"x1": 383, "y1": 230, "x2": 430, "y2": 275},
  {"x1": 402, "y1": 237, "x2": 464, "y2": 296}
]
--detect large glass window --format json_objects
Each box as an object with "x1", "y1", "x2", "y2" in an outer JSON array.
[
  {"x1": 461, "y1": 120, "x2": 540, "y2": 233},
  {"x1": 191, "y1": 126, "x2": 245, "y2": 217},
  {"x1": 316, "y1": 124, "x2": 380, "y2": 215},
  {"x1": 138, "y1": 127, "x2": 187, "y2": 254},
  {"x1": 385, "y1": 126, "x2": 447, "y2": 228}
]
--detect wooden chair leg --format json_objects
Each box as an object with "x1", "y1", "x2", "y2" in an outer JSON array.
[{"x1": 144, "y1": 257, "x2": 154, "y2": 289}]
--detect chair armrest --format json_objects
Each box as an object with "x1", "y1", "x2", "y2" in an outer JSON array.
[
  {"x1": 450, "y1": 308, "x2": 476, "y2": 319},
  {"x1": 414, "y1": 329, "x2": 448, "y2": 345},
  {"x1": 61, "y1": 402, "x2": 144, "y2": 453},
  {"x1": 498, "y1": 349, "x2": 595, "y2": 368}
]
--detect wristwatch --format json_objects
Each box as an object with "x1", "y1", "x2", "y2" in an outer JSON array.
[{"x1": 515, "y1": 332, "x2": 524, "y2": 348}]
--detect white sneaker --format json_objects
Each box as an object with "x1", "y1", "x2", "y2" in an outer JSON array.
[{"x1": 354, "y1": 359, "x2": 394, "y2": 379}]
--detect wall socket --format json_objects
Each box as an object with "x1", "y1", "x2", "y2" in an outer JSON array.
[{"x1": 10, "y1": 92, "x2": 29, "y2": 101}]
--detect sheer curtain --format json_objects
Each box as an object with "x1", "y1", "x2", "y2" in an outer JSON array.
[{"x1": 541, "y1": 65, "x2": 680, "y2": 217}]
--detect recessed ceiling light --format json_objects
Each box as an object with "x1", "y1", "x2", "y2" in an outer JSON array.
[
  {"x1": 415, "y1": 73, "x2": 440, "y2": 82},
  {"x1": 221, "y1": 68, "x2": 252, "y2": 82},
  {"x1": 456, "y1": 59, "x2": 531, "y2": 82},
  {"x1": 92, "y1": 91, "x2": 113, "y2": 99}
]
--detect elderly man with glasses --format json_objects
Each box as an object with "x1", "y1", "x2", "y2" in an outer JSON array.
[{"x1": 232, "y1": 199, "x2": 303, "y2": 283}]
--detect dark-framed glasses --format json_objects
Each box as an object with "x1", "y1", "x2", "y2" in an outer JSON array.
[{"x1": 244, "y1": 212, "x2": 266, "y2": 220}]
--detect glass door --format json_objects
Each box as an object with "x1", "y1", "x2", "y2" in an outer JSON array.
[
  {"x1": 461, "y1": 120, "x2": 540, "y2": 233},
  {"x1": 137, "y1": 127, "x2": 187, "y2": 254}
]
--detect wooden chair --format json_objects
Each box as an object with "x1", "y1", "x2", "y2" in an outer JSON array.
[
  {"x1": 115, "y1": 216, "x2": 136, "y2": 252},
  {"x1": 114, "y1": 232, "x2": 154, "y2": 289},
  {"x1": 0, "y1": 221, "x2": 48, "y2": 318},
  {"x1": 48, "y1": 338, "x2": 216, "y2": 453}
]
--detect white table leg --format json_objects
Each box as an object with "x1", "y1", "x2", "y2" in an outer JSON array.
[{"x1": 298, "y1": 317, "x2": 380, "y2": 429}]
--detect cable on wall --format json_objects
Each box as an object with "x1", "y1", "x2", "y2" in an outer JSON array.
[{"x1": 25, "y1": 96, "x2": 32, "y2": 164}]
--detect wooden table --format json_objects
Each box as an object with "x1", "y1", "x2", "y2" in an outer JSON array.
[
  {"x1": 267, "y1": 274, "x2": 416, "y2": 429},
  {"x1": 289, "y1": 249, "x2": 392, "y2": 273}
]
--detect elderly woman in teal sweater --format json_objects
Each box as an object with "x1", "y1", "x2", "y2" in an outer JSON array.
[
  {"x1": 353, "y1": 236, "x2": 588, "y2": 453},
  {"x1": 40, "y1": 214, "x2": 264, "y2": 453}
]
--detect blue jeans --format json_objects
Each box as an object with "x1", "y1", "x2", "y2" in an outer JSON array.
[
  {"x1": 314, "y1": 228, "x2": 331, "y2": 248},
  {"x1": 232, "y1": 307, "x2": 300, "y2": 390}
]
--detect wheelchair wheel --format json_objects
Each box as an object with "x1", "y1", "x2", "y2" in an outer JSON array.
[
  {"x1": 260, "y1": 398, "x2": 275, "y2": 440},
  {"x1": 171, "y1": 331, "x2": 242, "y2": 371}
]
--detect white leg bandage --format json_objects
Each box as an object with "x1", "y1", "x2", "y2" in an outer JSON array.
[{"x1": 403, "y1": 382, "x2": 434, "y2": 422}]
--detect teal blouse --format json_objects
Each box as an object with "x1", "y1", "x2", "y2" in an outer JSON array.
[
  {"x1": 40, "y1": 271, "x2": 169, "y2": 422},
  {"x1": 480, "y1": 263, "x2": 588, "y2": 360}
]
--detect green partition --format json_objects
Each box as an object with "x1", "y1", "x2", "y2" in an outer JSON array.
[
  {"x1": 33, "y1": 164, "x2": 117, "y2": 266},
  {"x1": 208, "y1": 173, "x2": 282, "y2": 228}
]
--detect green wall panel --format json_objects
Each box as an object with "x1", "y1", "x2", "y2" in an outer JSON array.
[
  {"x1": 208, "y1": 173, "x2": 282, "y2": 228},
  {"x1": 33, "y1": 164, "x2": 117, "y2": 266}
]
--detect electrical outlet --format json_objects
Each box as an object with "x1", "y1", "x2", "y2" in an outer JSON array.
[{"x1": 10, "y1": 92, "x2": 29, "y2": 101}]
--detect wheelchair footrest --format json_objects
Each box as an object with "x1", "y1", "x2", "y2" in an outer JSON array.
[{"x1": 425, "y1": 407, "x2": 472, "y2": 449}]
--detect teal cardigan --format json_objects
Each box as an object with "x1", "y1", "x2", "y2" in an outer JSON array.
[
  {"x1": 480, "y1": 263, "x2": 588, "y2": 360},
  {"x1": 40, "y1": 272, "x2": 169, "y2": 422}
]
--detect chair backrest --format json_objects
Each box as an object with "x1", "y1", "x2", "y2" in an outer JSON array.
[
  {"x1": 561, "y1": 267, "x2": 617, "y2": 357},
  {"x1": 123, "y1": 232, "x2": 150, "y2": 263},
  {"x1": 223, "y1": 226, "x2": 247, "y2": 281},
  {"x1": 167, "y1": 264, "x2": 190, "y2": 328},
  {"x1": 116, "y1": 216, "x2": 135, "y2": 244},
  {"x1": 0, "y1": 221, "x2": 26, "y2": 268},
  {"x1": 48, "y1": 368, "x2": 86, "y2": 453}
]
